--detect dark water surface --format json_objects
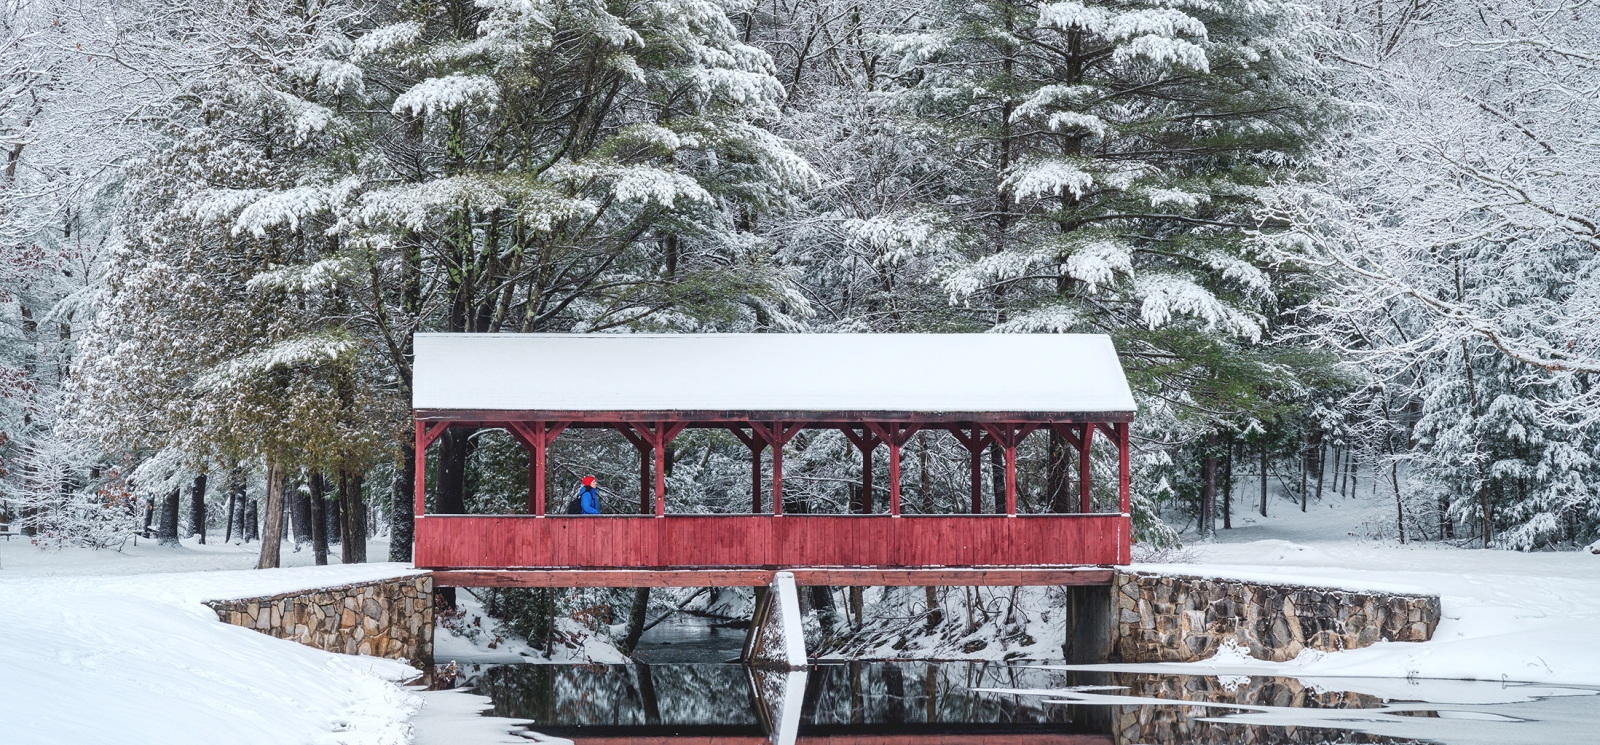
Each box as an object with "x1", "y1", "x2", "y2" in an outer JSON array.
[
  {"x1": 448, "y1": 616, "x2": 1596, "y2": 744},
  {"x1": 457, "y1": 661, "x2": 1596, "y2": 744}
]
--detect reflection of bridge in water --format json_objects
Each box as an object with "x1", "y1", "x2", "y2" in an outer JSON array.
[{"x1": 469, "y1": 661, "x2": 1113, "y2": 745}]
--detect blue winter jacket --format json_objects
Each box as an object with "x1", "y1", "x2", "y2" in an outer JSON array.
[{"x1": 579, "y1": 485, "x2": 601, "y2": 514}]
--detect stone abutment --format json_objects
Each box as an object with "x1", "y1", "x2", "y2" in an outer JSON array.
[{"x1": 205, "y1": 573, "x2": 434, "y2": 670}]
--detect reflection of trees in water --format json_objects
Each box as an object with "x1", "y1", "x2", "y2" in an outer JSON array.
[
  {"x1": 466, "y1": 663, "x2": 758, "y2": 727},
  {"x1": 802, "y1": 662, "x2": 1077, "y2": 726},
  {"x1": 467, "y1": 662, "x2": 1074, "y2": 728},
  {"x1": 465, "y1": 663, "x2": 1437, "y2": 744}
]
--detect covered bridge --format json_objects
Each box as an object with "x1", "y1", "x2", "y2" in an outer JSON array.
[{"x1": 411, "y1": 333, "x2": 1136, "y2": 588}]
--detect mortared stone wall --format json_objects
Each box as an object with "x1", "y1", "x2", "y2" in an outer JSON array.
[{"x1": 204, "y1": 574, "x2": 434, "y2": 670}]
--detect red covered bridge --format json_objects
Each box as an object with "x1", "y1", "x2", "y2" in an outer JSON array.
[{"x1": 411, "y1": 333, "x2": 1135, "y2": 588}]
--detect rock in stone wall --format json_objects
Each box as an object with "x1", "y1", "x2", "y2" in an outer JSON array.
[
  {"x1": 205, "y1": 574, "x2": 434, "y2": 670},
  {"x1": 1112, "y1": 572, "x2": 1440, "y2": 663}
]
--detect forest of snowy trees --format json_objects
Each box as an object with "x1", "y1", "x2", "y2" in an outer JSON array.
[{"x1": 1, "y1": 0, "x2": 1596, "y2": 578}]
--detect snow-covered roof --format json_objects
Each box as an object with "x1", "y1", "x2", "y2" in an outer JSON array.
[{"x1": 412, "y1": 333, "x2": 1136, "y2": 419}]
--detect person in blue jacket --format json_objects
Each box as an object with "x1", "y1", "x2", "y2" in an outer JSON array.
[{"x1": 566, "y1": 475, "x2": 601, "y2": 515}]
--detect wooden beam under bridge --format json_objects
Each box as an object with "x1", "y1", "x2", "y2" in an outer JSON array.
[{"x1": 431, "y1": 567, "x2": 1115, "y2": 588}]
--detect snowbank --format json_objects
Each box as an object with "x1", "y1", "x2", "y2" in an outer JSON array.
[{"x1": 0, "y1": 562, "x2": 425, "y2": 745}]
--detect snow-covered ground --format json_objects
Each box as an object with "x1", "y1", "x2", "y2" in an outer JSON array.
[{"x1": 0, "y1": 536, "x2": 531, "y2": 745}]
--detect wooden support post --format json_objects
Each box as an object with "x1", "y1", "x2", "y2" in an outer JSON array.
[
  {"x1": 863, "y1": 423, "x2": 921, "y2": 517},
  {"x1": 840, "y1": 427, "x2": 883, "y2": 514},
  {"x1": 980, "y1": 424, "x2": 1038, "y2": 517},
  {"x1": 627, "y1": 422, "x2": 688, "y2": 517},
  {"x1": 1079, "y1": 423, "x2": 1094, "y2": 514},
  {"x1": 949, "y1": 427, "x2": 994, "y2": 514},
  {"x1": 655, "y1": 432, "x2": 667, "y2": 516},
  {"x1": 1005, "y1": 444, "x2": 1018, "y2": 515},
  {"x1": 1117, "y1": 422, "x2": 1131, "y2": 515},
  {"x1": 509, "y1": 421, "x2": 569, "y2": 517},
  {"x1": 750, "y1": 422, "x2": 804, "y2": 516},
  {"x1": 863, "y1": 448, "x2": 874, "y2": 513},
  {"x1": 615, "y1": 424, "x2": 652, "y2": 514},
  {"x1": 1049, "y1": 424, "x2": 1086, "y2": 514},
  {"x1": 728, "y1": 427, "x2": 768, "y2": 514},
  {"x1": 639, "y1": 450, "x2": 651, "y2": 513},
  {"x1": 414, "y1": 420, "x2": 451, "y2": 518},
  {"x1": 414, "y1": 421, "x2": 426, "y2": 518}
]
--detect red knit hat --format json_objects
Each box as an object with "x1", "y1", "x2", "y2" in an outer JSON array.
[{"x1": 582, "y1": 475, "x2": 596, "y2": 486}]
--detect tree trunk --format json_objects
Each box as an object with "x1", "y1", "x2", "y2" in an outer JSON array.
[
  {"x1": 1334, "y1": 446, "x2": 1347, "y2": 496},
  {"x1": 1259, "y1": 442, "x2": 1269, "y2": 518},
  {"x1": 623, "y1": 587, "x2": 651, "y2": 653},
  {"x1": 1047, "y1": 428, "x2": 1073, "y2": 512},
  {"x1": 1200, "y1": 436, "x2": 1217, "y2": 538},
  {"x1": 309, "y1": 471, "x2": 329, "y2": 565},
  {"x1": 223, "y1": 482, "x2": 237, "y2": 544},
  {"x1": 1348, "y1": 452, "x2": 1359, "y2": 498},
  {"x1": 340, "y1": 470, "x2": 367, "y2": 564},
  {"x1": 157, "y1": 487, "x2": 180, "y2": 546},
  {"x1": 290, "y1": 477, "x2": 312, "y2": 548},
  {"x1": 1300, "y1": 436, "x2": 1310, "y2": 512},
  {"x1": 1313, "y1": 439, "x2": 1327, "y2": 508},
  {"x1": 849, "y1": 586, "x2": 864, "y2": 631},
  {"x1": 1222, "y1": 441, "x2": 1233, "y2": 529},
  {"x1": 924, "y1": 586, "x2": 941, "y2": 628},
  {"x1": 327, "y1": 485, "x2": 342, "y2": 545},
  {"x1": 257, "y1": 461, "x2": 287, "y2": 569},
  {"x1": 189, "y1": 474, "x2": 207, "y2": 544},
  {"x1": 390, "y1": 446, "x2": 416, "y2": 562},
  {"x1": 918, "y1": 432, "x2": 932, "y2": 513},
  {"x1": 437, "y1": 428, "x2": 475, "y2": 514},
  {"x1": 244, "y1": 497, "x2": 258, "y2": 543},
  {"x1": 988, "y1": 444, "x2": 1004, "y2": 513}
]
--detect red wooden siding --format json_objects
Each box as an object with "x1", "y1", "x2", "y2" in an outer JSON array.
[{"x1": 414, "y1": 514, "x2": 1128, "y2": 571}]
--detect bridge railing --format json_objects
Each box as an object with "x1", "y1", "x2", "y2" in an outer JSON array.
[{"x1": 414, "y1": 513, "x2": 1130, "y2": 573}]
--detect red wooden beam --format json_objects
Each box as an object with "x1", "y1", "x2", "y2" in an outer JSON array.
[
  {"x1": 862, "y1": 422, "x2": 920, "y2": 516},
  {"x1": 1117, "y1": 421, "x2": 1131, "y2": 517},
  {"x1": 980, "y1": 424, "x2": 1039, "y2": 515},
  {"x1": 614, "y1": 423, "x2": 652, "y2": 513},
  {"x1": 413, "y1": 421, "x2": 428, "y2": 518},
  {"x1": 509, "y1": 421, "x2": 569, "y2": 516},
  {"x1": 727, "y1": 426, "x2": 768, "y2": 513},
  {"x1": 415, "y1": 408, "x2": 1135, "y2": 424},
  {"x1": 431, "y1": 567, "x2": 1116, "y2": 588},
  {"x1": 748, "y1": 421, "x2": 803, "y2": 515},
  {"x1": 1078, "y1": 423, "x2": 1094, "y2": 514},
  {"x1": 839, "y1": 427, "x2": 883, "y2": 513},
  {"x1": 626, "y1": 422, "x2": 689, "y2": 516},
  {"x1": 948, "y1": 426, "x2": 994, "y2": 514}
]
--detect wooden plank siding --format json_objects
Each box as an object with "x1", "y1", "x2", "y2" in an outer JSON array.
[
  {"x1": 414, "y1": 514, "x2": 1129, "y2": 583},
  {"x1": 433, "y1": 568, "x2": 1116, "y2": 587}
]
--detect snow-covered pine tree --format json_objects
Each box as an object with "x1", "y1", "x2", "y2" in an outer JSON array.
[{"x1": 873, "y1": 0, "x2": 1337, "y2": 538}]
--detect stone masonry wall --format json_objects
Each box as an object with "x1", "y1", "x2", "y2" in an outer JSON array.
[
  {"x1": 205, "y1": 574, "x2": 434, "y2": 670},
  {"x1": 1112, "y1": 571, "x2": 1441, "y2": 663}
]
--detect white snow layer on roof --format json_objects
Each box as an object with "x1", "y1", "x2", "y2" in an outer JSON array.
[{"x1": 412, "y1": 333, "x2": 1136, "y2": 413}]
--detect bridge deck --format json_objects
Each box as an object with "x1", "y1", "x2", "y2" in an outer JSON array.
[{"x1": 416, "y1": 514, "x2": 1129, "y2": 587}]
